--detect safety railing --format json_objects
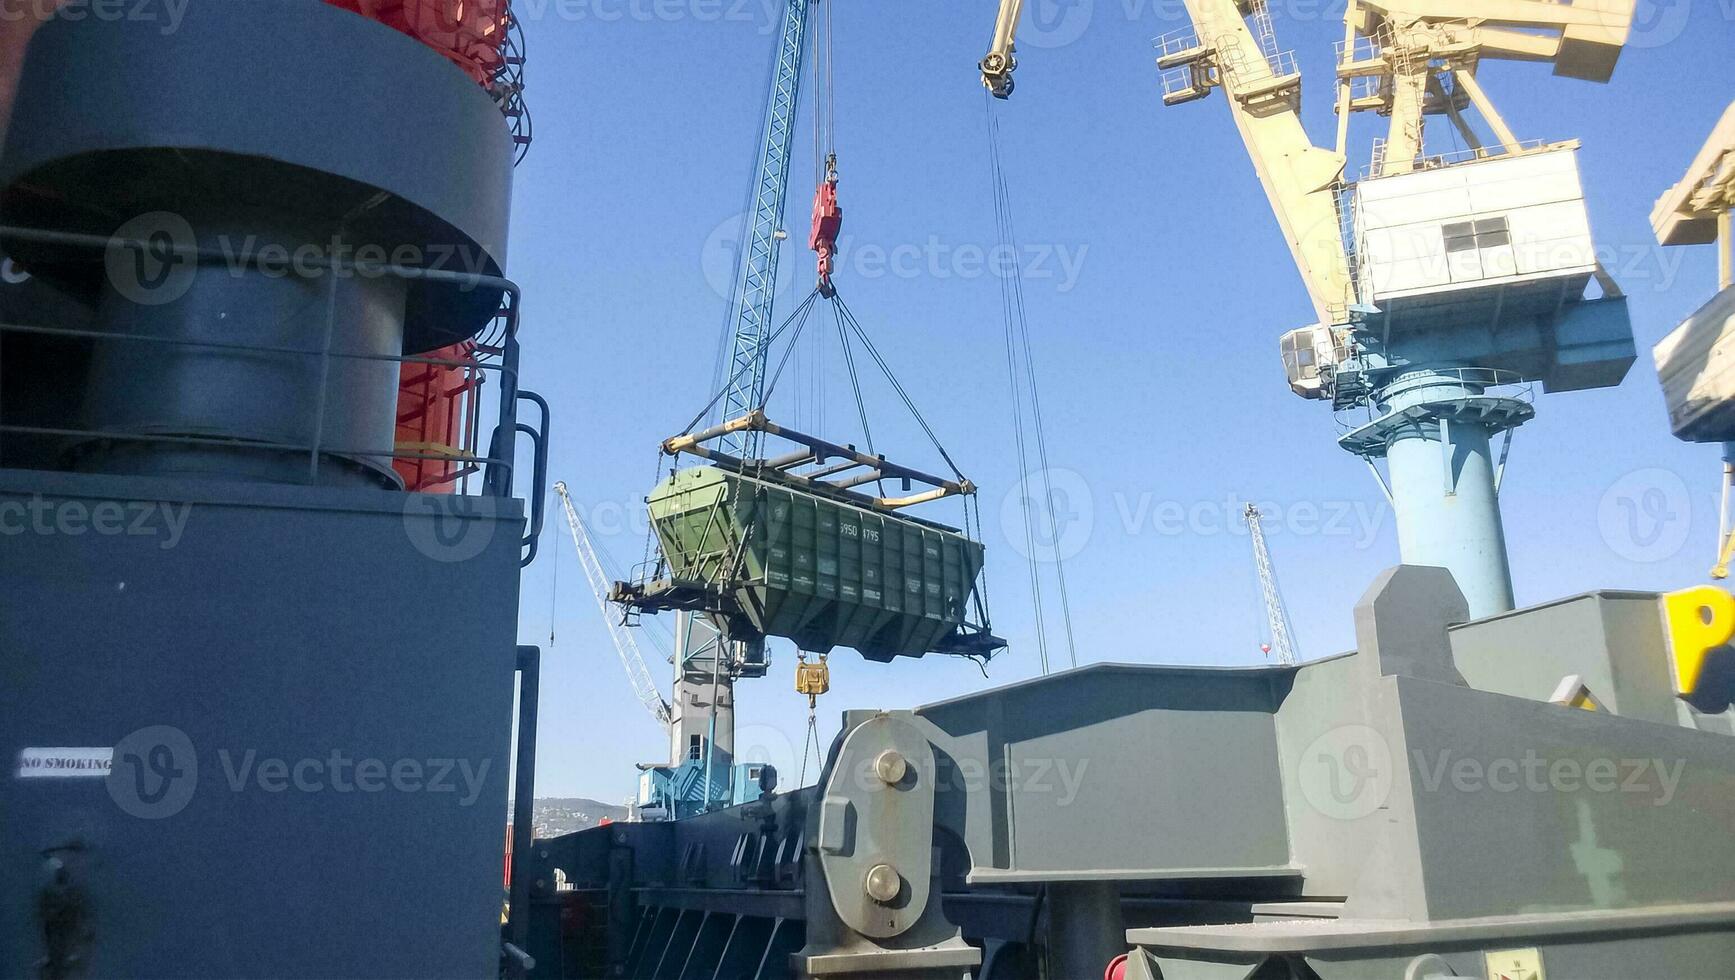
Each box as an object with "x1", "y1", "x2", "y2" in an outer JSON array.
[
  {"x1": 1334, "y1": 30, "x2": 1389, "y2": 68},
  {"x1": 394, "y1": 339, "x2": 488, "y2": 493},
  {"x1": 1152, "y1": 28, "x2": 1205, "y2": 63},
  {"x1": 1217, "y1": 43, "x2": 1297, "y2": 86},
  {"x1": 1159, "y1": 65, "x2": 1208, "y2": 102},
  {"x1": 1333, "y1": 181, "x2": 1365, "y2": 314},
  {"x1": 1152, "y1": 30, "x2": 1297, "y2": 104},
  {"x1": 496, "y1": 5, "x2": 534, "y2": 164},
  {"x1": 1333, "y1": 365, "x2": 1536, "y2": 431},
  {"x1": 1264, "y1": 49, "x2": 1299, "y2": 82},
  {"x1": 1348, "y1": 73, "x2": 1383, "y2": 104},
  {"x1": 1153, "y1": 28, "x2": 1295, "y2": 84},
  {"x1": 1358, "y1": 137, "x2": 1552, "y2": 180},
  {"x1": 0, "y1": 222, "x2": 548, "y2": 561}
]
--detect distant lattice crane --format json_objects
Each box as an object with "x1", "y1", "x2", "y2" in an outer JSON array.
[
  {"x1": 1244, "y1": 503, "x2": 1297, "y2": 666},
  {"x1": 554, "y1": 482, "x2": 672, "y2": 727}
]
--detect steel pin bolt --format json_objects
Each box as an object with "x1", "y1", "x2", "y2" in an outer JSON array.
[
  {"x1": 873, "y1": 750, "x2": 907, "y2": 785},
  {"x1": 864, "y1": 863, "x2": 901, "y2": 903}
]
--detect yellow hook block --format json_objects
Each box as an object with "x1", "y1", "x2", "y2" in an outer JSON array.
[{"x1": 795, "y1": 657, "x2": 831, "y2": 699}]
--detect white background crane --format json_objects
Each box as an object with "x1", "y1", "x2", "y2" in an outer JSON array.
[
  {"x1": 553, "y1": 481, "x2": 673, "y2": 727},
  {"x1": 1244, "y1": 503, "x2": 1298, "y2": 666}
]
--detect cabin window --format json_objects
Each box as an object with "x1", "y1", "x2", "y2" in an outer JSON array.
[
  {"x1": 1443, "y1": 221, "x2": 1477, "y2": 253},
  {"x1": 1443, "y1": 216, "x2": 1509, "y2": 252}
]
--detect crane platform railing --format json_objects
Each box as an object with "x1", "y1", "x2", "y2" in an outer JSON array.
[
  {"x1": 1331, "y1": 366, "x2": 1536, "y2": 433},
  {"x1": 1334, "y1": 30, "x2": 1392, "y2": 73},
  {"x1": 1359, "y1": 136, "x2": 1556, "y2": 180},
  {"x1": 1152, "y1": 30, "x2": 1298, "y2": 106},
  {"x1": 1153, "y1": 27, "x2": 1208, "y2": 67},
  {"x1": 1250, "y1": 48, "x2": 1300, "y2": 84},
  {"x1": 0, "y1": 224, "x2": 536, "y2": 510}
]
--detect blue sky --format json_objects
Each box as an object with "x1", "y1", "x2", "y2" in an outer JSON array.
[{"x1": 502, "y1": 0, "x2": 1735, "y2": 801}]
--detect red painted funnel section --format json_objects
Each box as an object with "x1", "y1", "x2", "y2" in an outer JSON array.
[{"x1": 325, "y1": 0, "x2": 511, "y2": 86}]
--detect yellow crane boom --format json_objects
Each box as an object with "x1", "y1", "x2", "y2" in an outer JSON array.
[{"x1": 980, "y1": 0, "x2": 1023, "y2": 98}]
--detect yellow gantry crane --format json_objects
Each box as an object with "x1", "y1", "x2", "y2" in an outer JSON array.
[
  {"x1": 1155, "y1": 0, "x2": 1354, "y2": 331},
  {"x1": 982, "y1": 0, "x2": 1640, "y2": 622},
  {"x1": 1650, "y1": 101, "x2": 1735, "y2": 576},
  {"x1": 982, "y1": 0, "x2": 1636, "y2": 372},
  {"x1": 1149, "y1": 0, "x2": 1632, "y2": 332}
]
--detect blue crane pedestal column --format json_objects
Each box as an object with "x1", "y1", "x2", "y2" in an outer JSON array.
[{"x1": 1341, "y1": 367, "x2": 1534, "y2": 621}]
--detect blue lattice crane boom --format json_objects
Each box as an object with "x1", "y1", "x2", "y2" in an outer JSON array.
[
  {"x1": 673, "y1": 0, "x2": 834, "y2": 814},
  {"x1": 720, "y1": 0, "x2": 813, "y2": 459}
]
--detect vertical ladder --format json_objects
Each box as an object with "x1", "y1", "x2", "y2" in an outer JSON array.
[{"x1": 1244, "y1": 0, "x2": 1282, "y2": 74}]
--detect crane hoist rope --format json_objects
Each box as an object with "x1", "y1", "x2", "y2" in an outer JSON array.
[
  {"x1": 807, "y1": 0, "x2": 841, "y2": 297},
  {"x1": 984, "y1": 97, "x2": 1078, "y2": 675}
]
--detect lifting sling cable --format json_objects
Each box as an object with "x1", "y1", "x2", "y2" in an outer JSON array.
[
  {"x1": 985, "y1": 97, "x2": 1078, "y2": 672},
  {"x1": 967, "y1": 494, "x2": 993, "y2": 640},
  {"x1": 835, "y1": 309, "x2": 876, "y2": 459},
  {"x1": 730, "y1": 280, "x2": 969, "y2": 496},
  {"x1": 757, "y1": 291, "x2": 825, "y2": 408},
  {"x1": 831, "y1": 294, "x2": 994, "y2": 645},
  {"x1": 676, "y1": 287, "x2": 823, "y2": 439},
  {"x1": 832, "y1": 294, "x2": 968, "y2": 483},
  {"x1": 651, "y1": 289, "x2": 818, "y2": 600},
  {"x1": 797, "y1": 647, "x2": 828, "y2": 786},
  {"x1": 796, "y1": 293, "x2": 827, "y2": 436},
  {"x1": 799, "y1": 703, "x2": 825, "y2": 787}
]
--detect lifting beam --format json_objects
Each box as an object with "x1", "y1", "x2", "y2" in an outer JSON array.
[{"x1": 663, "y1": 409, "x2": 975, "y2": 510}]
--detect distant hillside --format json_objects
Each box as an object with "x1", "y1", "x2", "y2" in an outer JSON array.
[{"x1": 532, "y1": 797, "x2": 631, "y2": 839}]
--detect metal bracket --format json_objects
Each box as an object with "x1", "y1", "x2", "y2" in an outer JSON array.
[
  {"x1": 515, "y1": 390, "x2": 549, "y2": 566},
  {"x1": 1440, "y1": 417, "x2": 1455, "y2": 497},
  {"x1": 1493, "y1": 426, "x2": 1513, "y2": 495},
  {"x1": 794, "y1": 712, "x2": 980, "y2": 978}
]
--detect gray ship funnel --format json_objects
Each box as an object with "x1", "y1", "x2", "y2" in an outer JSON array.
[{"x1": 0, "y1": 2, "x2": 514, "y2": 486}]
